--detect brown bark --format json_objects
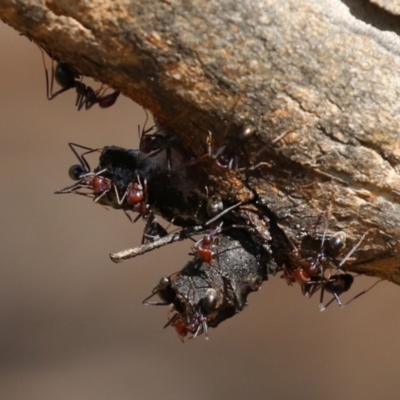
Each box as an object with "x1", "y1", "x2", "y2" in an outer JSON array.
[{"x1": 1, "y1": 0, "x2": 400, "y2": 283}]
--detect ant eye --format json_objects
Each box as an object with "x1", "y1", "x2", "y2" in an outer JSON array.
[
  {"x1": 202, "y1": 288, "x2": 220, "y2": 312},
  {"x1": 68, "y1": 164, "x2": 86, "y2": 180},
  {"x1": 327, "y1": 231, "x2": 346, "y2": 254},
  {"x1": 207, "y1": 195, "x2": 223, "y2": 217}
]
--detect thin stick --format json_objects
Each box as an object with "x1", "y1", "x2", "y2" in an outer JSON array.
[{"x1": 110, "y1": 225, "x2": 206, "y2": 263}]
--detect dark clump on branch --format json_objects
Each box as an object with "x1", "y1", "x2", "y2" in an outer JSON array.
[{"x1": 54, "y1": 113, "x2": 382, "y2": 341}]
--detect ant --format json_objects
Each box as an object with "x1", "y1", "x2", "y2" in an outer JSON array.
[
  {"x1": 319, "y1": 272, "x2": 383, "y2": 311},
  {"x1": 286, "y1": 231, "x2": 347, "y2": 288},
  {"x1": 56, "y1": 143, "x2": 112, "y2": 201},
  {"x1": 210, "y1": 126, "x2": 254, "y2": 170},
  {"x1": 145, "y1": 269, "x2": 223, "y2": 341},
  {"x1": 191, "y1": 224, "x2": 222, "y2": 264},
  {"x1": 166, "y1": 288, "x2": 221, "y2": 341},
  {"x1": 117, "y1": 177, "x2": 168, "y2": 244},
  {"x1": 190, "y1": 194, "x2": 245, "y2": 264},
  {"x1": 138, "y1": 111, "x2": 183, "y2": 170},
  {"x1": 57, "y1": 143, "x2": 169, "y2": 244},
  {"x1": 284, "y1": 223, "x2": 373, "y2": 310},
  {"x1": 40, "y1": 48, "x2": 120, "y2": 111}
]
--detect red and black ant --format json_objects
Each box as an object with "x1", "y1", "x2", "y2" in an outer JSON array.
[
  {"x1": 192, "y1": 225, "x2": 221, "y2": 264},
  {"x1": 167, "y1": 313, "x2": 189, "y2": 343},
  {"x1": 57, "y1": 143, "x2": 168, "y2": 244},
  {"x1": 283, "y1": 222, "x2": 375, "y2": 310},
  {"x1": 139, "y1": 126, "x2": 179, "y2": 171},
  {"x1": 210, "y1": 126, "x2": 254, "y2": 170},
  {"x1": 40, "y1": 48, "x2": 120, "y2": 111},
  {"x1": 138, "y1": 111, "x2": 184, "y2": 170},
  {"x1": 144, "y1": 273, "x2": 221, "y2": 341},
  {"x1": 319, "y1": 271, "x2": 382, "y2": 311},
  {"x1": 165, "y1": 287, "x2": 221, "y2": 341},
  {"x1": 189, "y1": 194, "x2": 245, "y2": 264},
  {"x1": 56, "y1": 143, "x2": 113, "y2": 201},
  {"x1": 117, "y1": 176, "x2": 168, "y2": 244}
]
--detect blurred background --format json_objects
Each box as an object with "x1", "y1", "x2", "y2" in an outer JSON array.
[{"x1": 1, "y1": 21, "x2": 400, "y2": 400}]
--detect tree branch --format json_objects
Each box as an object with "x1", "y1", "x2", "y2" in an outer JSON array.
[{"x1": 1, "y1": 0, "x2": 400, "y2": 283}]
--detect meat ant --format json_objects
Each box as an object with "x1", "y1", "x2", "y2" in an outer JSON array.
[
  {"x1": 191, "y1": 224, "x2": 222, "y2": 264},
  {"x1": 283, "y1": 221, "x2": 374, "y2": 311},
  {"x1": 139, "y1": 125, "x2": 179, "y2": 170},
  {"x1": 319, "y1": 272, "x2": 383, "y2": 311},
  {"x1": 138, "y1": 111, "x2": 185, "y2": 170},
  {"x1": 143, "y1": 271, "x2": 222, "y2": 341},
  {"x1": 40, "y1": 48, "x2": 120, "y2": 111},
  {"x1": 56, "y1": 143, "x2": 168, "y2": 244},
  {"x1": 55, "y1": 143, "x2": 112, "y2": 201},
  {"x1": 167, "y1": 313, "x2": 189, "y2": 342},
  {"x1": 211, "y1": 125, "x2": 254, "y2": 170},
  {"x1": 189, "y1": 193, "x2": 246, "y2": 264},
  {"x1": 121, "y1": 177, "x2": 168, "y2": 245},
  {"x1": 165, "y1": 287, "x2": 222, "y2": 341}
]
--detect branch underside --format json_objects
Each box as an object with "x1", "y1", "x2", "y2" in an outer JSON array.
[{"x1": 1, "y1": 0, "x2": 400, "y2": 285}]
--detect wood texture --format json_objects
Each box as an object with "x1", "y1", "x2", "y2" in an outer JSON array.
[{"x1": 1, "y1": 0, "x2": 400, "y2": 283}]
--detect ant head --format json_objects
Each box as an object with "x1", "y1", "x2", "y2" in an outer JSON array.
[
  {"x1": 54, "y1": 61, "x2": 80, "y2": 88},
  {"x1": 143, "y1": 274, "x2": 179, "y2": 306},
  {"x1": 326, "y1": 231, "x2": 346, "y2": 255},
  {"x1": 154, "y1": 276, "x2": 177, "y2": 305}
]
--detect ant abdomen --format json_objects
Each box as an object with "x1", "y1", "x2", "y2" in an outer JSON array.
[
  {"x1": 325, "y1": 273, "x2": 354, "y2": 296},
  {"x1": 98, "y1": 90, "x2": 120, "y2": 108}
]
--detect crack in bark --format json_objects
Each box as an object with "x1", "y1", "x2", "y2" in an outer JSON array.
[{"x1": 341, "y1": 0, "x2": 400, "y2": 34}]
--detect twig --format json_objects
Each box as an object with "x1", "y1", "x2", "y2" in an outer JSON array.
[{"x1": 110, "y1": 225, "x2": 206, "y2": 263}]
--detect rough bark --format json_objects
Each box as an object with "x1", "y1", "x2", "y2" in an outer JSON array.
[{"x1": 1, "y1": 0, "x2": 400, "y2": 283}]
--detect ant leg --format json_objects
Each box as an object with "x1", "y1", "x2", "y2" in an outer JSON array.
[
  {"x1": 39, "y1": 47, "x2": 70, "y2": 100},
  {"x1": 205, "y1": 201, "x2": 243, "y2": 226},
  {"x1": 123, "y1": 210, "x2": 133, "y2": 223},
  {"x1": 343, "y1": 279, "x2": 383, "y2": 307},
  {"x1": 166, "y1": 147, "x2": 173, "y2": 171},
  {"x1": 207, "y1": 131, "x2": 213, "y2": 157},
  {"x1": 202, "y1": 321, "x2": 209, "y2": 340},
  {"x1": 338, "y1": 229, "x2": 372, "y2": 267},
  {"x1": 68, "y1": 143, "x2": 100, "y2": 172},
  {"x1": 93, "y1": 189, "x2": 110, "y2": 203},
  {"x1": 84, "y1": 87, "x2": 99, "y2": 110}
]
